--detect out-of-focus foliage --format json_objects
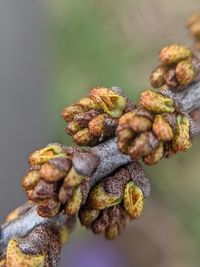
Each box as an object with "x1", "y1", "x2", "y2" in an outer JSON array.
[{"x1": 44, "y1": 0, "x2": 200, "y2": 266}]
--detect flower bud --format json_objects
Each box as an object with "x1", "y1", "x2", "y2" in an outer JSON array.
[
  {"x1": 22, "y1": 168, "x2": 40, "y2": 190},
  {"x1": 30, "y1": 180, "x2": 57, "y2": 201},
  {"x1": 6, "y1": 239, "x2": 46, "y2": 267},
  {"x1": 29, "y1": 144, "x2": 66, "y2": 166},
  {"x1": 172, "y1": 115, "x2": 192, "y2": 152},
  {"x1": 89, "y1": 183, "x2": 122, "y2": 210},
  {"x1": 36, "y1": 198, "x2": 61, "y2": 218},
  {"x1": 159, "y1": 45, "x2": 192, "y2": 64},
  {"x1": 0, "y1": 259, "x2": 6, "y2": 267},
  {"x1": 129, "y1": 131, "x2": 159, "y2": 160},
  {"x1": 152, "y1": 114, "x2": 174, "y2": 141},
  {"x1": 139, "y1": 90, "x2": 175, "y2": 113},
  {"x1": 117, "y1": 128, "x2": 135, "y2": 154},
  {"x1": 164, "y1": 68, "x2": 178, "y2": 88},
  {"x1": 73, "y1": 128, "x2": 97, "y2": 146},
  {"x1": 143, "y1": 142, "x2": 164, "y2": 165},
  {"x1": 187, "y1": 12, "x2": 200, "y2": 28},
  {"x1": 63, "y1": 167, "x2": 83, "y2": 187},
  {"x1": 79, "y1": 207, "x2": 100, "y2": 227},
  {"x1": 88, "y1": 113, "x2": 109, "y2": 137},
  {"x1": 66, "y1": 121, "x2": 82, "y2": 135},
  {"x1": 175, "y1": 60, "x2": 196, "y2": 85},
  {"x1": 90, "y1": 87, "x2": 126, "y2": 118},
  {"x1": 65, "y1": 186, "x2": 83, "y2": 215},
  {"x1": 129, "y1": 115, "x2": 152, "y2": 133},
  {"x1": 150, "y1": 65, "x2": 169, "y2": 88},
  {"x1": 77, "y1": 97, "x2": 100, "y2": 110},
  {"x1": 39, "y1": 158, "x2": 71, "y2": 182},
  {"x1": 124, "y1": 181, "x2": 144, "y2": 219},
  {"x1": 61, "y1": 105, "x2": 84, "y2": 122}
]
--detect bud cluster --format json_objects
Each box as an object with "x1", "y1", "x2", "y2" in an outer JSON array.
[
  {"x1": 187, "y1": 12, "x2": 200, "y2": 50},
  {"x1": 116, "y1": 90, "x2": 192, "y2": 165},
  {"x1": 0, "y1": 204, "x2": 75, "y2": 267},
  {"x1": 61, "y1": 87, "x2": 135, "y2": 146},
  {"x1": 79, "y1": 162, "x2": 150, "y2": 240},
  {"x1": 150, "y1": 45, "x2": 199, "y2": 90},
  {"x1": 22, "y1": 144, "x2": 90, "y2": 218}
]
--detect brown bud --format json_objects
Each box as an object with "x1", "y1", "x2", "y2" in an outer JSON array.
[
  {"x1": 143, "y1": 142, "x2": 164, "y2": 165},
  {"x1": 129, "y1": 131, "x2": 159, "y2": 160},
  {"x1": 73, "y1": 128, "x2": 97, "y2": 146},
  {"x1": 90, "y1": 87, "x2": 126, "y2": 118},
  {"x1": 152, "y1": 114, "x2": 174, "y2": 141},
  {"x1": 117, "y1": 128, "x2": 135, "y2": 154},
  {"x1": 150, "y1": 65, "x2": 169, "y2": 88},
  {"x1": 61, "y1": 105, "x2": 84, "y2": 122},
  {"x1": 88, "y1": 114, "x2": 109, "y2": 137},
  {"x1": 164, "y1": 68, "x2": 178, "y2": 88},
  {"x1": 172, "y1": 115, "x2": 192, "y2": 152},
  {"x1": 175, "y1": 60, "x2": 196, "y2": 85},
  {"x1": 22, "y1": 168, "x2": 40, "y2": 191},
  {"x1": 159, "y1": 45, "x2": 192, "y2": 64},
  {"x1": 129, "y1": 115, "x2": 152, "y2": 133},
  {"x1": 140, "y1": 90, "x2": 175, "y2": 113},
  {"x1": 66, "y1": 121, "x2": 82, "y2": 135},
  {"x1": 74, "y1": 109, "x2": 101, "y2": 128},
  {"x1": 36, "y1": 198, "x2": 61, "y2": 218},
  {"x1": 39, "y1": 158, "x2": 70, "y2": 182},
  {"x1": 124, "y1": 181, "x2": 144, "y2": 219},
  {"x1": 30, "y1": 180, "x2": 57, "y2": 201}
]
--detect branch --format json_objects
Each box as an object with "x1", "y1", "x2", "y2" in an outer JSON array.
[{"x1": 1, "y1": 79, "x2": 200, "y2": 260}]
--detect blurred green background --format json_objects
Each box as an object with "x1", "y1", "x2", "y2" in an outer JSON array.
[
  {"x1": 42, "y1": 1, "x2": 200, "y2": 266},
  {"x1": 1, "y1": 1, "x2": 200, "y2": 266}
]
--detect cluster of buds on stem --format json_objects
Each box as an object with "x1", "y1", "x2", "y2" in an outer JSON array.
[
  {"x1": 0, "y1": 203, "x2": 75, "y2": 267},
  {"x1": 116, "y1": 90, "x2": 192, "y2": 165},
  {"x1": 150, "y1": 45, "x2": 200, "y2": 90},
  {"x1": 61, "y1": 87, "x2": 135, "y2": 146},
  {"x1": 79, "y1": 162, "x2": 150, "y2": 240},
  {"x1": 22, "y1": 144, "x2": 91, "y2": 218},
  {"x1": 187, "y1": 12, "x2": 200, "y2": 50}
]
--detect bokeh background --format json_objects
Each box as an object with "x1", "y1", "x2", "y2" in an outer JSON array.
[{"x1": 0, "y1": 0, "x2": 200, "y2": 266}]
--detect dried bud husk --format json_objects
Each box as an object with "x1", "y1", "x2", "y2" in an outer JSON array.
[
  {"x1": 139, "y1": 90, "x2": 175, "y2": 113},
  {"x1": 73, "y1": 128, "x2": 97, "y2": 146},
  {"x1": 74, "y1": 109, "x2": 101, "y2": 128},
  {"x1": 143, "y1": 142, "x2": 164, "y2": 165},
  {"x1": 77, "y1": 97, "x2": 100, "y2": 110},
  {"x1": 159, "y1": 45, "x2": 192, "y2": 64},
  {"x1": 6, "y1": 239, "x2": 46, "y2": 267},
  {"x1": 172, "y1": 115, "x2": 192, "y2": 152},
  {"x1": 30, "y1": 180, "x2": 57, "y2": 201},
  {"x1": 89, "y1": 183, "x2": 122, "y2": 210},
  {"x1": 123, "y1": 181, "x2": 144, "y2": 219},
  {"x1": 90, "y1": 87, "x2": 126, "y2": 118},
  {"x1": 152, "y1": 114, "x2": 174, "y2": 141},
  {"x1": 22, "y1": 168, "x2": 40, "y2": 191},
  {"x1": 129, "y1": 131, "x2": 159, "y2": 160},
  {"x1": 150, "y1": 65, "x2": 169, "y2": 88},
  {"x1": 29, "y1": 144, "x2": 66, "y2": 166}
]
